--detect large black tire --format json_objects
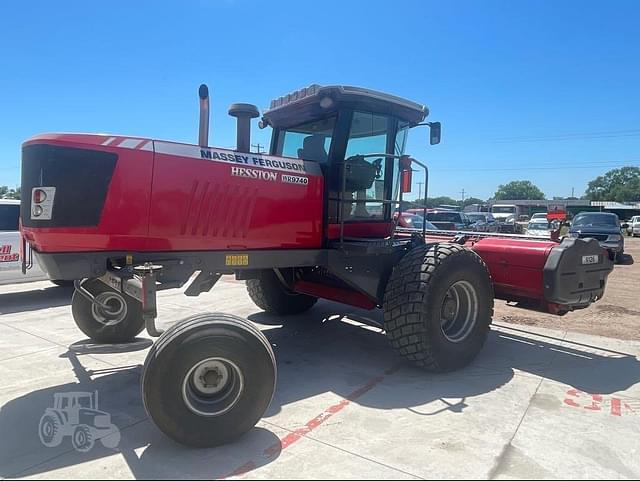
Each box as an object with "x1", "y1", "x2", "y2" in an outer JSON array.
[
  {"x1": 246, "y1": 270, "x2": 317, "y2": 315},
  {"x1": 71, "y1": 279, "x2": 144, "y2": 344},
  {"x1": 383, "y1": 243, "x2": 494, "y2": 372},
  {"x1": 142, "y1": 313, "x2": 276, "y2": 448}
]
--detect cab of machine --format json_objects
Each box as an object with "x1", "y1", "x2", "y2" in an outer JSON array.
[{"x1": 262, "y1": 85, "x2": 436, "y2": 240}]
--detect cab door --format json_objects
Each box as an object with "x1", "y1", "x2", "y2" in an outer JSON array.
[{"x1": 327, "y1": 111, "x2": 408, "y2": 240}]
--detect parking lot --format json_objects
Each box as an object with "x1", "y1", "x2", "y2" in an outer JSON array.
[{"x1": 0, "y1": 239, "x2": 638, "y2": 480}]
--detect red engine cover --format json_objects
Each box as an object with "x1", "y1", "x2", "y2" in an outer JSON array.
[{"x1": 22, "y1": 134, "x2": 324, "y2": 252}]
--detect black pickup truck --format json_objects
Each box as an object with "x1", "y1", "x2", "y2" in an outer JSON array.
[{"x1": 568, "y1": 212, "x2": 625, "y2": 263}]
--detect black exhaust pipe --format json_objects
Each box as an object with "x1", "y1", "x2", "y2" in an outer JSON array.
[
  {"x1": 198, "y1": 84, "x2": 210, "y2": 148},
  {"x1": 229, "y1": 103, "x2": 259, "y2": 153}
]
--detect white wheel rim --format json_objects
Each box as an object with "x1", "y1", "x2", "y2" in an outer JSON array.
[
  {"x1": 182, "y1": 357, "x2": 244, "y2": 417},
  {"x1": 91, "y1": 292, "x2": 128, "y2": 327},
  {"x1": 440, "y1": 280, "x2": 479, "y2": 343}
]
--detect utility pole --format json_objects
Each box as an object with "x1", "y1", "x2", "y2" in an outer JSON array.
[
  {"x1": 460, "y1": 188, "x2": 466, "y2": 203},
  {"x1": 252, "y1": 143, "x2": 265, "y2": 154},
  {"x1": 417, "y1": 182, "x2": 424, "y2": 200}
]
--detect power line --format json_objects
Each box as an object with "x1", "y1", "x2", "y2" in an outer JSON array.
[{"x1": 494, "y1": 128, "x2": 640, "y2": 143}]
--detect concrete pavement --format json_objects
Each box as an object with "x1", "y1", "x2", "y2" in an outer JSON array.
[{"x1": 0, "y1": 279, "x2": 638, "y2": 479}]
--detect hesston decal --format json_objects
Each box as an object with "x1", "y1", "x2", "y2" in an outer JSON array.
[{"x1": 0, "y1": 244, "x2": 19, "y2": 262}]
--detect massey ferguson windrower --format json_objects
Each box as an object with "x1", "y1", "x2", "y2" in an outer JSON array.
[{"x1": 21, "y1": 84, "x2": 612, "y2": 447}]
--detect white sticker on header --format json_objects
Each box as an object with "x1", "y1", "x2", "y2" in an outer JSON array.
[{"x1": 154, "y1": 142, "x2": 307, "y2": 174}]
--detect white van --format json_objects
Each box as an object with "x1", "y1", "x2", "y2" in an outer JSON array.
[
  {"x1": 0, "y1": 199, "x2": 50, "y2": 286},
  {"x1": 630, "y1": 215, "x2": 640, "y2": 237}
]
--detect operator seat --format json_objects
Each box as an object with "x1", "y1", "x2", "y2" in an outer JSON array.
[{"x1": 297, "y1": 135, "x2": 328, "y2": 163}]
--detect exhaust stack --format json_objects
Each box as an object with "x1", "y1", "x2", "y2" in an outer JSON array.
[
  {"x1": 198, "y1": 84, "x2": 210, "y2": 147},
  {"x1": 229, "y1": 103, "x2": 259, "y2": 153}
]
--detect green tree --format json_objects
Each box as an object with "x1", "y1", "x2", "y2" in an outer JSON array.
[
  {"x1": 584, "y1": 167, "x2": 640, "y2": 202},
  {"x1": 413, "y1": 196, "x2": 459, "y2": 208},
  {"x1": 461, "y1": 197, "x2": 485, "y2": 208},
  {"x1": 493, "y1": 180, "x2": 545, "y2": 200}
]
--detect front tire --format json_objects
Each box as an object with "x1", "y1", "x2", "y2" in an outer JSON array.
[
  {"x1": 383, "y1": 243, "x2": 494, "y2": 372},
  {"x1": 247, "y1": 270, "x2": 317, "y2": 315},
  {"x1": 142, "y1": 313, "x2": 276, "y2": 448},
  {"x1": 71, "y1": 279, "x2": 144, "y2": 344}
]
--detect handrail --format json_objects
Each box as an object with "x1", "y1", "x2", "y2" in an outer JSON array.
[{"x1": 336, "y1": 154, "x2": 430, "y2": 244}]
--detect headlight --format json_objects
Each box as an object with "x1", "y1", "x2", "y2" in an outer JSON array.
[{"x1": 608, "y1": 234, "x2": 622, "y2": 241}]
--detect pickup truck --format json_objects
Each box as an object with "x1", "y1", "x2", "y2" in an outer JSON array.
[{"x1": 0, "y1": 199, "x2": 53, "y2": 286}]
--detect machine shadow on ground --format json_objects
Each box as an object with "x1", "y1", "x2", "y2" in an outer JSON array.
[
  {"x1": 0, "y1": 285, "x2": 73, "y2": 315},
  {"x1": 1, "y1": 303, "x2": 639, "y2": 479}
]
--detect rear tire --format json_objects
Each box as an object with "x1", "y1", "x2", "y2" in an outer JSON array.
[
  {"x1": 72, "y1": 279, "x2": 144, "y2": 344},
  {"x1": 142, "y1": 313, "x2": 276, "y2": 448},
  {"x1": 383, "y1": 243, "x2": 494, "y2": 372},
  {"x1": 247, "y1": 270, "x2": 317, "y2": 315}
]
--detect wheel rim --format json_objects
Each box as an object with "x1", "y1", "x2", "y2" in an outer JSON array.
[
  {"x1": 91, "y1": 292, "x2": 128, "y2": 326},
  {"x1": 182, "y1": 357, "x2": 244, "y2": 417},
  {"x1": 440, "y1": 280, "x2": 479, "y2": 343}
]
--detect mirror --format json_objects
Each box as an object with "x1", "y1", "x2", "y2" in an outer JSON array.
[{"x1": 429, "y1": 122, "x2": 441, "y2": 145}]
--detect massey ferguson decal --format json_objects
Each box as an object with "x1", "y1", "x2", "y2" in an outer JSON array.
[
  {"x1": 0, "y1": 244, "x2": 19, "y2": 262},
  {"x1": 153, "y1": 141, "x2": 308, "y2": 174}
]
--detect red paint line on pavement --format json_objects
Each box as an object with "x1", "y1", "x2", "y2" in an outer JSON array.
[{"x1": 220, "y1": 365, "x2": 401, "y2": 479}]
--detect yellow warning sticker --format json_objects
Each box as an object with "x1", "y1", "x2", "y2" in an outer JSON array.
[{"x1": 225, "y1": 254, "x2": 249, "y2": 266}]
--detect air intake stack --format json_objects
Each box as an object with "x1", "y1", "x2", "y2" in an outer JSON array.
[{"x1": 229, "y1": 103, "x2": 260, "y2": 153}]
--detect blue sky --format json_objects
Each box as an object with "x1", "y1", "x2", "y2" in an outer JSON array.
[{"x1": 1, "y1": 0, "x2": 638, "y2": 200}]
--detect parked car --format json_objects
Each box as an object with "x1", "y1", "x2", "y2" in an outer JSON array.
[
  {"x1": 395, "y1": 212, "x2": 438, "y2": 231},
  {"x1": 568, "y1": 212, "x2": 625, "y2": 263},
  {"x1": 423, "y1": 209, "x2": 473, "y2": 231},
  {"x1": 530, "y1": 212, "x2": 548, "y2": 222},
  {"x1": 628, "y1": 216, "x2": 640, "y2": 237},
  {"x1": 0, "y1": 199, "x2": 69, "y2": 287},
  {"x1": 525, "y1": 220, "x2": 553, "y2": 239},
  {"x1": 465, "y1": 212, "x2": 499, "y2": 232}
]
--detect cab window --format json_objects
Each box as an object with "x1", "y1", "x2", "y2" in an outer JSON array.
[
  {"x1": 0, "y1": 204, "x2": 19, "y2": 231},
  {"x1": 276, "y1": 117, "x2": 336, "y2": 163}
]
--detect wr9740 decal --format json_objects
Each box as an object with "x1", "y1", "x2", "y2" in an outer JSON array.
[{"x1": 281, "y1": 175, "x2": 309, "y2": 185}]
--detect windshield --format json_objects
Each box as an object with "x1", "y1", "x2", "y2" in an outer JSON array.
[
  {"x1": 427, "y1": 212, "x2": 463, "y2": 223},
  {"x1": 528, "y1": 221, "x2": 551, "y2": 230},
  {"x1": 492, "y1": 206, "x2": 516, "y2": 214},
  {"x1": 343, "y1": 112, "x2": 397, "y2": 221},
  {"x1": 467, "y1": 213, "x2": 487, "y2": 222},
  {"x1": 573, "y1": 214, "x2": 618, "y2": 227},
  {"x1": 0, "y1": 204, "x2": 20, "y2": 231}
]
